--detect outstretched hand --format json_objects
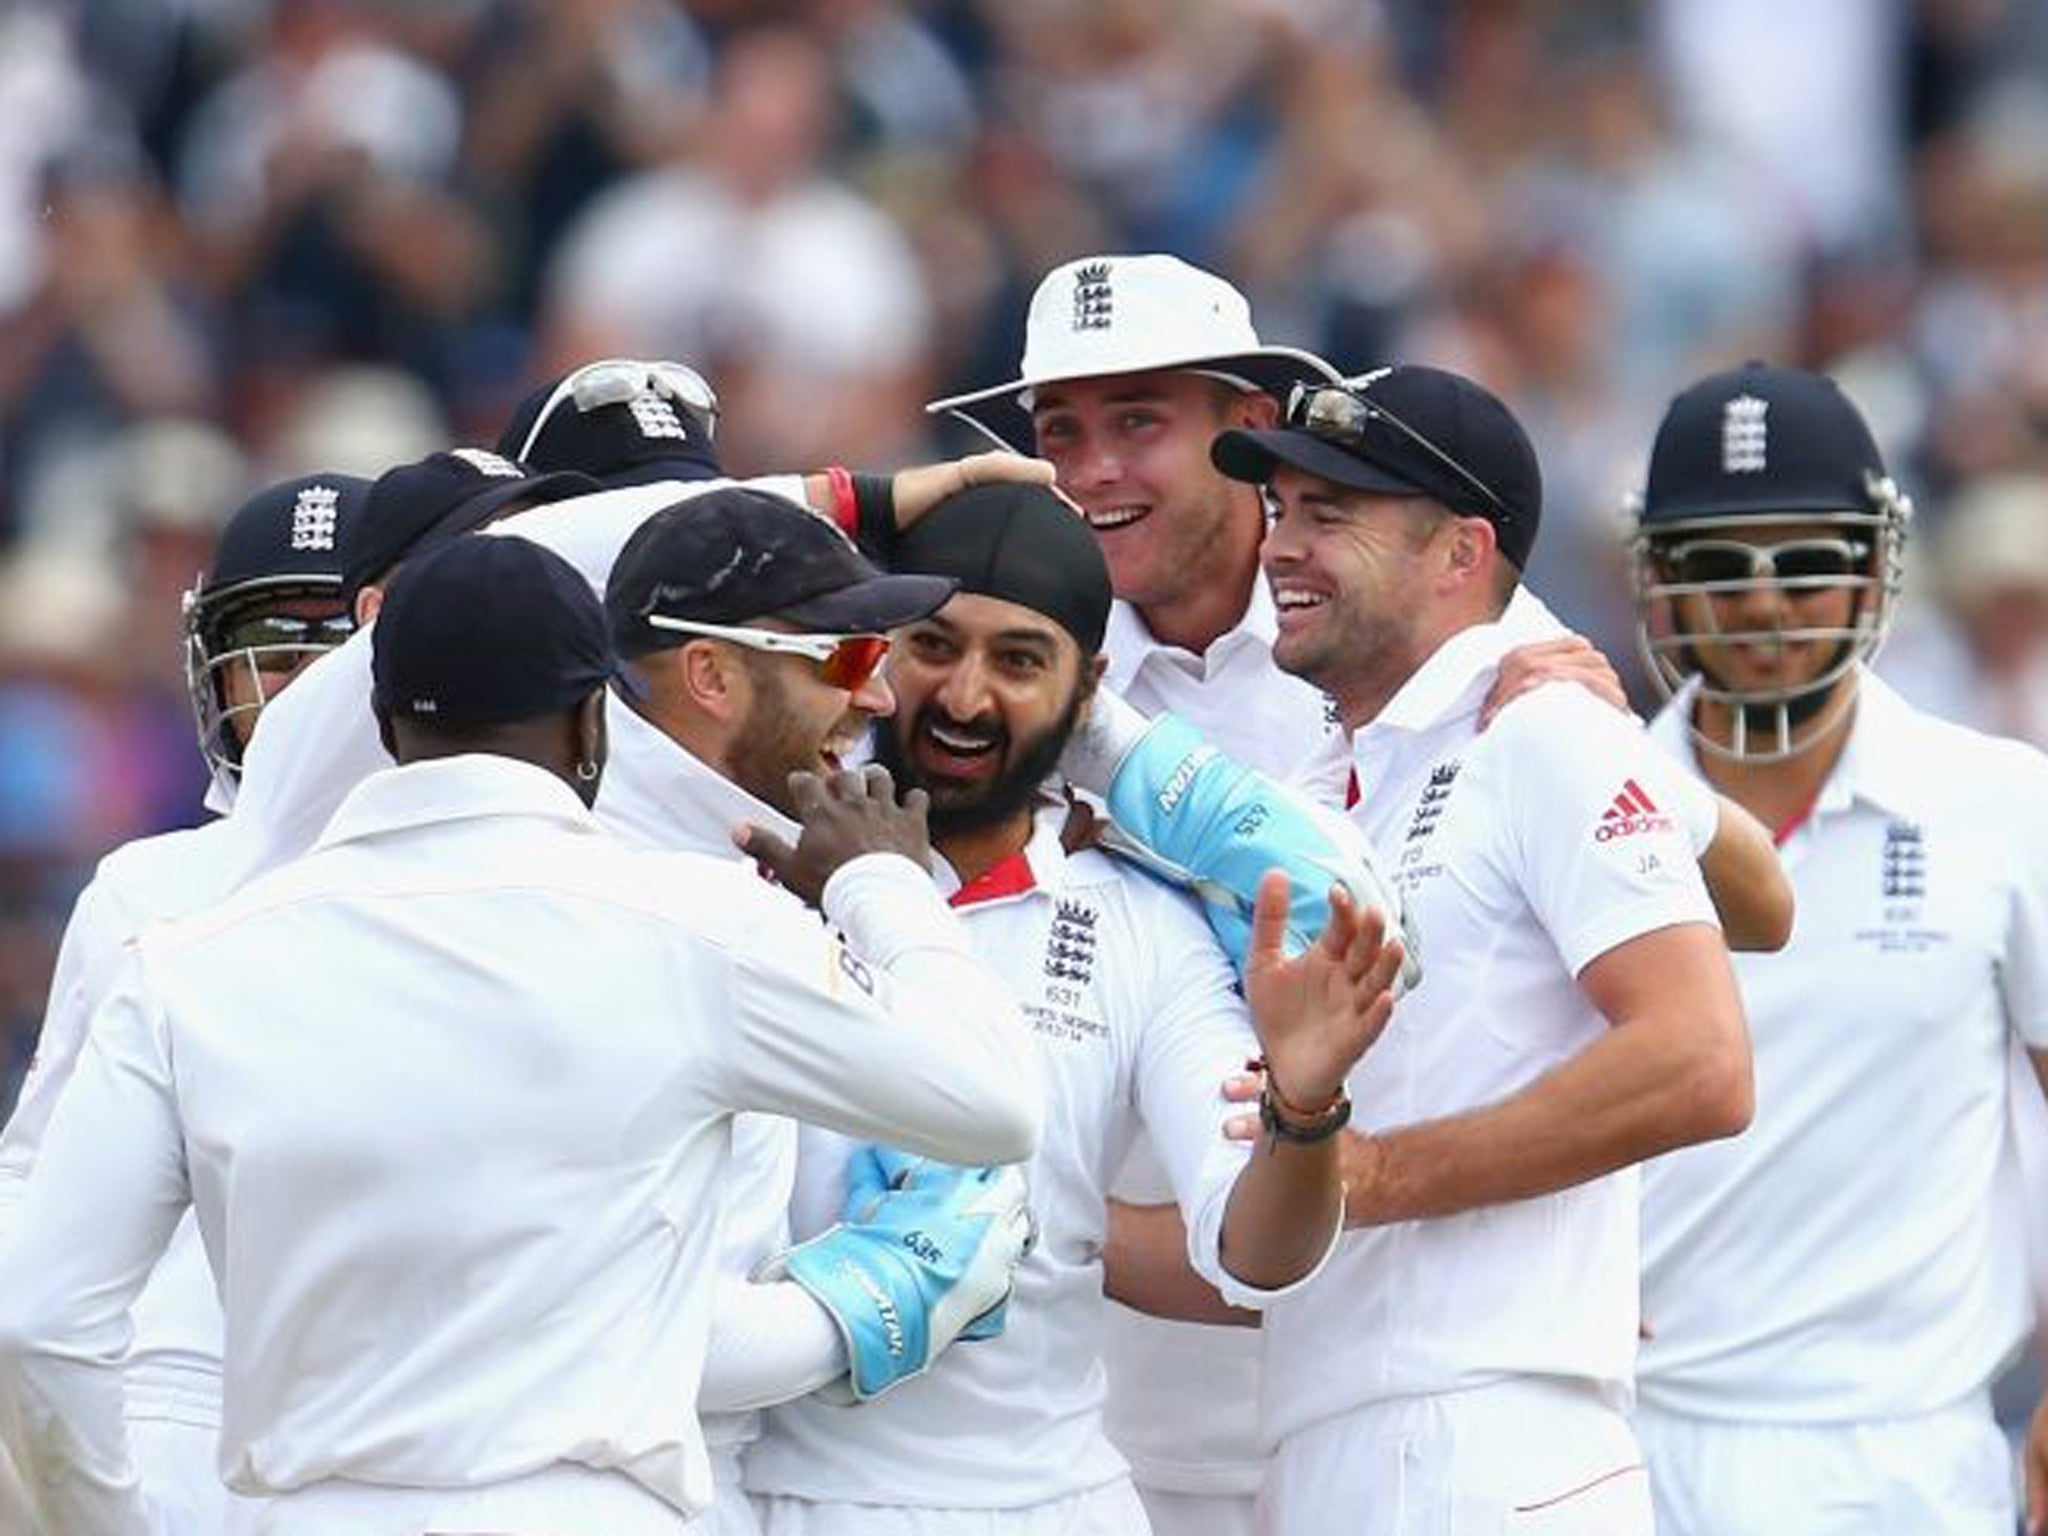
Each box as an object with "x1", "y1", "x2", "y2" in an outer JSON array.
[
  {"x1": 1242, "y1": 871, "x2": 1402, "y2": 1111},
  {"x1": 735, "y1": 765, "x2": 932, "y2": 907}
]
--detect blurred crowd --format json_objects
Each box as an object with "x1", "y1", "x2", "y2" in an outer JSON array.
[{"x1": 4, "y1": 0, "x2": 2048, "y2": 1115}]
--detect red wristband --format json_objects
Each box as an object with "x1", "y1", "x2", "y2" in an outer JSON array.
[{"x1": 824, "y1": 465, "x2": 858, "y2": 537}]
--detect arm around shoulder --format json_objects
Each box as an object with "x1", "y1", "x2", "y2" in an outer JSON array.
[{"x1": 1696, "y1": 794, "x2": 1795, "y2": 951}]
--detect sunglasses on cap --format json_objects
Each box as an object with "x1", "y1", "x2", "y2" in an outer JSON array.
[
  {"x1": 512, "y1": 360, "x2": 720, "y2": 460},
  {"x1": 1285, "y1": 375, "x2": 1511, "y2": 525},
  {"x1": 1660, "y1": 537, "x2": 1871, "y2": 591},
  {"x1": 644, "y1": 615, "x2": 892, "y2": 691}
]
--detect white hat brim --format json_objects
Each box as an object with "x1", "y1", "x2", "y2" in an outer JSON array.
[{"x1": 926, "y1": 346, "x2": 1343, "y2": 452}]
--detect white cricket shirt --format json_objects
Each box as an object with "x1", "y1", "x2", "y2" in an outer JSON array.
[
  {"x1": 0, "y1": 755, "x2": 1040, "y2": 1536},
  {"x1": 0, "y1": 825, "x2": 234, "y2": 1438},
  {"x1": 1097, "y1": 579, "x2": 1343, "y2": 1497},
  {"x1": 1639, "y1": 670, "x2": 2048, "y2": 1421},
  {"x1": 596, "y1": 695, "x2": 805, "y2": 1456},
  {"x1": 747, "y1": 802, "x2": 1337, "y2": 1509},
  {"x1": 1261, "y1": 594, "x2": 1720, "y2": 1446}
]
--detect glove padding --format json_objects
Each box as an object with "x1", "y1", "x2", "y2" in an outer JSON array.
[
  {"x1": 845, "y1": 1147, "x2": 1016, "y2": 1341},
  {"x1": 1098, "y1": 712, "x2": 1422, "y2": 993},
  {"x1": 760, "y1": 1154, "x2": 1033, "y2": 1401}
]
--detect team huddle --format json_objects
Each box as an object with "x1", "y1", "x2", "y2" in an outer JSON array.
[{"x1": 0, "y1": 253, "x2": 2044, "y2": 1536}]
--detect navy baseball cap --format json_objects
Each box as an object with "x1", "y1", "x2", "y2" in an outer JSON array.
[
  {"x1": 1214, "y1": 364, "x2": 1543, "y2": 568},
  {"x1": 891, "y1": 482, "x2": 1112, "y2": 655},
  {"x1": 345, "y1": 449, "x2": 600, "y2": 601},
  {"x1": 606, "y1": 488, "x2": 956, "y2": 658},
  {"x1": 372, "y1": 535, "x2": 619, "y2": 727},
  {"x1": 497, "y1": 359, "x2": 723, "y2": 488}
]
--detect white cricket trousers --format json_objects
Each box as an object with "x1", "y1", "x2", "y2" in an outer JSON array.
[
  {"x1": 1258, "y1": 1378, "x2": 1651, "y2": 1535},
  {"x1": 1633, "y1": 1391, "x2": 2014, "y2": 1536},
  {"x1": 709, "y1": 1446, "x2": 764, "y2": 1536},
  {"x1": 755, "y1": 1477, "x2": 1150, "y2": 1535},
  {"x1": 130, "y1": 1416, "x2": 244, "y2": 1536},
  {"x1": 1135, "y1": 1486, "x2": 1257, "y2": 1536}
]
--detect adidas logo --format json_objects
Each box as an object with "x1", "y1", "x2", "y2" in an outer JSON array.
[{"x1": 1594, "y1": 778, "x2": 1675, "y2": 842}]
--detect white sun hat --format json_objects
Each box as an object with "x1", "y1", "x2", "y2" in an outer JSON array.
[{"x1": 928, "y1": 254, "x2": 1341, "y2": 449}]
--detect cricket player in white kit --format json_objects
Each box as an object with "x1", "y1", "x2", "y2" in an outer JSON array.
[
  {"x1": 0, "y1": 472, "x2": 367, "y2": 1536},
  {"x1": 1207, "y1": 365, "x2": 1755, "y2": 1533},
  {"x1": 930, "y1": 256, "x2": 1652, "y2": 1536},
  {"x1": 0, "y1": 534, "x2": 1041, "y2": 1536},
  {"x1": 596, "y1": 486, "x2": 1039, "y2": 1535},
  {"x1": 1625, "y1": 362, "x2": 2048, "y2": 1535},
  {"x1": 747, "y1": 481, "x2": 1407, "y2": 1536}
]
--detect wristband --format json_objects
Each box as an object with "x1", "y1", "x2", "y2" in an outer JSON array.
[
  {"x1": 1258, "y1": 1082, "x2": 1352, "y2": 1150},
  {"x1": 823, "y1": 465, "x2": 859, "y2": 538},
  {"x1": 1250, "y1": 1056, "x2": 1352, "y2": 1151},
  {"x1": 853, "y1": 472, "x2": 897, "y2": 557}
]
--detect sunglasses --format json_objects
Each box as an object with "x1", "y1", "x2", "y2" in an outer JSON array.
[
  {"x1": 217, "y1": 612, "x2": 355, "y2": 669},
  {"x1": 513, "y1": 359, "x2": 720, "y2": 459},
  {"x1": 644, "y1": 615, "x2": 892, "y2": 691},
  {"x1": 1285, "y1": 376, "x2": 1511, "y2": 524},
  {"x1": 1662, "y1": 537, "x2": 1871, "y2": 590}
]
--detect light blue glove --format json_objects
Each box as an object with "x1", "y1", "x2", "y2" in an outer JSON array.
[
  {"x1": 1099, "y1": 712, "x2": 1422, "y2": 992},
  {"x1": 761, "y1": 1156, "x2": 1033, "y2": 1400},
  {"x1": 845, "y1": 1147, "x2": 1013, "y2": 1341}
]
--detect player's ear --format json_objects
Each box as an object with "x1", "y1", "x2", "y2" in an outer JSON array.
[
  {"x1": 1443, "y1": 515, "x2": 1496, "y2": 590},
  {"x1": 678, "y1": 640, "x2": 745, "y2": 722},
  {"x1": 575, "y1": 688, "x2": 607, "y2": 771},
  {"x1": 1234, "y1": 390, "x2": 1281, "y2": 431}
]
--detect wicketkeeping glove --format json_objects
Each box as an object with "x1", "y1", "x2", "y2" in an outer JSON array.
[
  {"x1": 844, "y1": 1147, "x2": 1016, "y2": 1341},
  {"x1": 1096, "y1": 711, "x2": 1423, "y2": 993},
  {"x1": 759, "y1": 1155, "x2": 1034, "y2": 1401}
]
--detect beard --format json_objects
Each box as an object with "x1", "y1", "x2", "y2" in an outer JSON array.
[
  {"x1": 872, "y1": 686, "x2": 1088, "y2": 839},
  {"x1": 726, "y1": 661, "x2": 847, "y2": 819}
]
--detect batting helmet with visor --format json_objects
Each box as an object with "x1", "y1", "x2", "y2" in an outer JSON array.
[
  {"x1": 182, "y1": 474, "x2": 366, "y2": 795},
  {"x1": 1630, "y1": 362, "x2": 1913, "y2": 761}
]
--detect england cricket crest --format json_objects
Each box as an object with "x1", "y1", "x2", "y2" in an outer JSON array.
[
  {"x1": 1721, "y1": 394, "x2": 1770, "y2": 474},
  {"x1": 1071, "y1": 262, "x2": 1113, "y2": 332},
  {"x1": 289, "y1": 484, "x2": 341, "y2": 552},
  {"x1": 1398, "y1": 758, "x2": 1462, "y2": 880},
  {"x1": 1044, "y1": 897, "x2": 1099, "y2": 985}
]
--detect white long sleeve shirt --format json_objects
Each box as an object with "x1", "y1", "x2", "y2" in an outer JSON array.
[
  {"x1": 1095, "y1": 582, "x2": 1343, "y2": 1498},
  {"x1": 748, "y1": 802, "x2": 1338, "y2": 1510},
  {"x1": 0, "y1": 825, "x2": 238, "y2": 1457},
  {"x1": 0, "y1": 755, "x2": 1039, "y2": 1536},
  {"x1": 595, "y1": 694, "x2": 813, "y2": 1453}
]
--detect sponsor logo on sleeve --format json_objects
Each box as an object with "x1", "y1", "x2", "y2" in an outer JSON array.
[{"x1": 1594, "y1": 779, "x2": 1675, "y2": 843}]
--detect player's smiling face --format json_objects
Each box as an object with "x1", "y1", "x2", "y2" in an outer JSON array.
[
  {"x1": 1030, "y1": 370, "x2": 1254, "y2": 613},
  {"x1": 873, "y1": 593, "x2": 1100, "y2": 839},
  {"x1": 1660, "y1": 519, "x2": 1867, "y2": 699},
  {"x1": 1259, "y1": 464, "x2": 1440, "y2": 707}
]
